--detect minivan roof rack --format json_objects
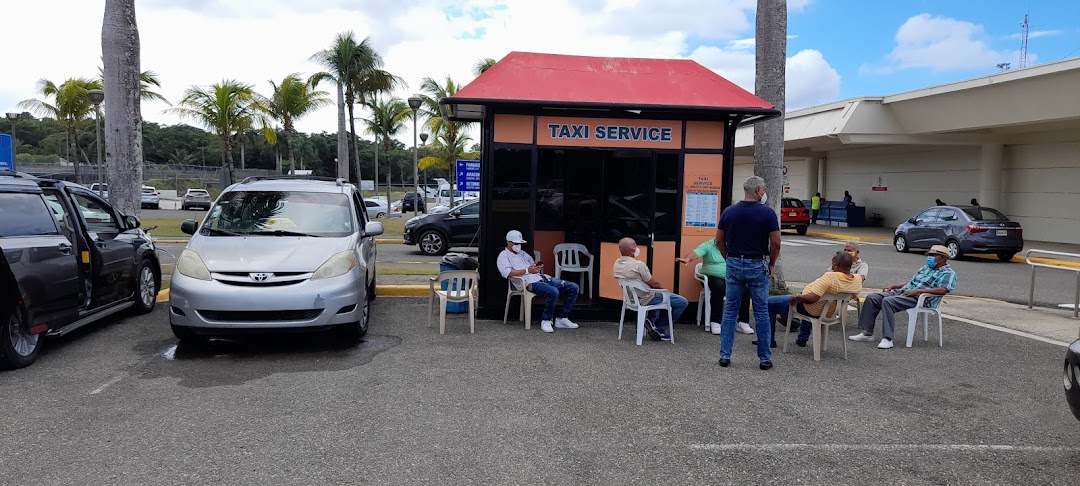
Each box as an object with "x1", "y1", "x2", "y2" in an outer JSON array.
[{"x1": 240, "y1": 175, "x2": 349, "y2": 186}]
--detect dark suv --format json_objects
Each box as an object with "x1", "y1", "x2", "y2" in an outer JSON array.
[
  {"x1": 403, "y1": 198, "x2": 480, "y2": 255},
  {"x1": 0, "y1": 171, "x2": 161, "y2": 369},
  {"x1": 401, "y1": 192, "x2": 426, "y2": 212}
]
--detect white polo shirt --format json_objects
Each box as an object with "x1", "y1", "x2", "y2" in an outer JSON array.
[{"x1": 497, "y1": 248, "x2": 542, "y2": 289}]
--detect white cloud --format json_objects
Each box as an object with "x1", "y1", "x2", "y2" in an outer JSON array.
[
  {"x1": 689, "y1": 43, "x2": 840, "y2": 111},
  {"x1": 1, "y1": 0, "x2": 837, "y2": 146},
  {"x1": 861, "y1": 14, "x2": 1019, "y2": 74},
  {"x1": 1007, "y1": 29, "x2": 1063, "y2": 40}
]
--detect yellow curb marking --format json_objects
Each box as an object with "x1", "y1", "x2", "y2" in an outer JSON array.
[
  {"x1": 156, "y1": 288, "x2": 170, "y2": 303},
  {"x1": 804, "y1": 231, "x2": 892, "y2": 242}
]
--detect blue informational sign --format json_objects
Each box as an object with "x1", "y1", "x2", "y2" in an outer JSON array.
[
  {"x1": 0, "y1": 134, "x2": 13, "y2": 171},
  {"x1": 456, "y1": 159, "x2": 480, "y2": 192}
]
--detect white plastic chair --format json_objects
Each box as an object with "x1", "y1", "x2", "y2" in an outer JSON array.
[
  {"x1": 782, "y1": 293, "x2": 854, "y2": 361},
  {"x1": 553, "y1": 243, "x2": 594, "y2": 299},
  {"x1": 905, "y1": 293, "x2": 944, "y2": 347},
  {"x1": 617, "y1": 278, "x2": 675, "y2": 346},
  {"x1": 693, "y1": 263, "x2": 712, "y2": 331},
  {"x1": 503, "y1": 275, "x2": 537, "y2": 330},
  {"x1": 429, "y1": 270, "x2": 479, "y2": 334}
]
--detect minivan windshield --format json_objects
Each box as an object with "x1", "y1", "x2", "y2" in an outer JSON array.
[{"x1": 201, "y1": 191, "x2": 353, "y2": 237}]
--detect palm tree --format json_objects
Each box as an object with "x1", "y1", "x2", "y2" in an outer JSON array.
[
  {"x1": 358, "y1": 96, "x2": 411, "y2": 205},
  {"x1": 167, "y1": 149, "x2": 197, "y2": 165},
  {"x1": 265, "y1": 73, "x2": 331, "y2": 173},
  {"x1": 418, "y1": 130, "x2": 477, "y2": 173},
  {"x1": 419, "y1": 76, "x2": 470, "y2": 207},
  {"x1": 102, "y1": 0, "x2": 150, "y2": 215},
  {"x1": 310, "y1": 32, "x2": 400, "y2": 182},
  {"x1": 473, "y1": 57, "x2": 497, "y2": 76},
  {"x1": 97, "y1": 66, "x2": 170, "y2": 105},
  {"x1": 18, "y1": 77, "x2": 102, "y2": 183},
  {"x1": 169, "y1": 80, "x2": 272, "y2": 185},
  {"x1": 755, "y1": 0, "x2": 788, "y2": 291}
]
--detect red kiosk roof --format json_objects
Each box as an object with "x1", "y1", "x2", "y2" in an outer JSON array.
[{"x1": 448, "y1": 51, "x2": 774, "y2": 112}]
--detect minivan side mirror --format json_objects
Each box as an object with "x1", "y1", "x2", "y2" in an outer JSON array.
[
  {"x1": 181, "y1": 219, "x2": 199, "y2": 235},
  {"x1": 124, "y1": 215, "x2": 141, "y2": 229},
  {"x1": 364, "y1": 221, "x2": 384, "y2": 237}
]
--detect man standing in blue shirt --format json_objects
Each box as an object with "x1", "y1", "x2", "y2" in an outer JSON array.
[{"x1": 716, "y1": 176, "x2": 782, "y2": 370}]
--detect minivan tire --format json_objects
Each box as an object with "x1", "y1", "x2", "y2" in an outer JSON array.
[
  {"x1": 0, "y1": 304, "x2": 41, "y2": 370},
  {"x1": 132, "y1": 260, "x2": 158, "y2": 315}
]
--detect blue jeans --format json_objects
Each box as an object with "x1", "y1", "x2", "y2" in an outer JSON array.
[
  {"x1": 767, "y1": 295, "x2": 813, "y2": 343},
  {"x1": 719, "y1": 257, "x2": 772, "y2": 362},
  {"x1": 645, "y1": 292, "x2": 688, "y2": 331},
  {"x1": 528, "y1": 278, "x2": 579, "y2": 321}
]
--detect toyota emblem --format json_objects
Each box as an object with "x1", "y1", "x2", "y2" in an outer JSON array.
[{"x1": 250, "y1": 273, "x2": 273, "y2": 282}]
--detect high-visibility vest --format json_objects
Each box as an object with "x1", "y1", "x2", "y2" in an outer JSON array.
[{"x1": 811, "y1": 196, "x2": 821, "y2": 210}]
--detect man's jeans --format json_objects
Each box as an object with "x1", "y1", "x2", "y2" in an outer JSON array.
[
  {"x1": 766, "y1": 295, "x2": 813, "y2": 342},
  {"x1": 645, "y1": 292, "x2": 688, "y2": 331},
  {"x1": 528, "y1": 278, "x2": 579, "y2": 321},
  {"x1": 858, "y1": 290, "x2": 919, "y2": 339},
  {"x1": 719, "y1": 257, "x2": 772, "y2": 362}
]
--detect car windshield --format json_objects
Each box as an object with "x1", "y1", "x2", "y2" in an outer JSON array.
[
  {"x1": 200, "y1": 190, "x2": 353, "y2": 237},
  {"x1": 962, "y1": 207, "x2": 1009, "y2": 221}
]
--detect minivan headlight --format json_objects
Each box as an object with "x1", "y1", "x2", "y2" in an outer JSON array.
[
  {"x1": 312, "y1": 251, "x2": 358, "y2": 280},
  {"x1": 176, "y1": 249, "x2": 211, "y2": 281}
]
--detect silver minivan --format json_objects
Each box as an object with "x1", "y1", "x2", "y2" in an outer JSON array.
[{"x1": 169, "y1": 176, "x2": 382, "y2": 343}]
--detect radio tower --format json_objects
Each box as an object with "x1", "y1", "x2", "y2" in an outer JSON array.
[{"x1": 1019, "y1": 14, "x2": 1030, "y2": 68}]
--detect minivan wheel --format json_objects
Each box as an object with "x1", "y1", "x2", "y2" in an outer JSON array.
[
  {"x1": 894, "y1": 234, "x2": 909, "y2": 253},
  {"x1": 946, "y1": 240, "x2": 961, "y2": 259},
  {"x1": 171, "y1": 324, "x2": 209, "y2": 346},
  {"x1": 132, "y1": 260, "x2": 158, "y2": 314},
  {"x1": 0, "y1": 305, "x2": 42, "y2": 370},
  {"x1": 997, "y1": 252, "x2": 1016, "y2": 262},
  {"x1": 419, "y1": 230, "x2": 448, "y2": 255},
  {"x1": 335, "y1": 295, "x2": 370, "y2": 342}
]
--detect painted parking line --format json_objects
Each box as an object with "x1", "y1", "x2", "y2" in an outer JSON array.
[
  {"x1": 942, "y1": 313, "x2": 1071, "y2": 347},
  {"x1": 89, "y1": 373, "x2": 127, "y2": 395},
  {"x1": 689, "y1": 443, "x2": 1080, "y2": 453}
]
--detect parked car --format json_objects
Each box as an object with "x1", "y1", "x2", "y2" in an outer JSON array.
[
  {"x1": 893, "y1": 205, "x2": 1023, "y2": 260},
  {"x1": 780, "y1": 197, "x2": 810, "y2": 235},
  {"x1": 141, "y1": 185, "x2": 160, "y2": 209},
  {"x1": 403, "y1": 198, "x2": 481, "y2": 255},
  {"x1": 1066, "y1": 340, "x2": 1080, "y2": 421},
  {"x1": 181, "y1": 188, "x2": 212, "y2": 210},
  {"x1": 401, "y1": 192, "x2": 426, "y2": 212},
  {"x1": 170, "y1": 176, "x2": 383, "y2": 344},
  {"x1": 89, "y1": 182, "x2": 109, "y2": 199},
  {"x1": 0, "y1": 171, "x2": 160, "y2": 369},
  {"x1": 364, "y1": 198, "x2": 388, "y2": 219}
]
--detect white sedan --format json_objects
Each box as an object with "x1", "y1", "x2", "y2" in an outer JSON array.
[{"x1": 364, "y1": 199, "x2": 388, "y2": 219}]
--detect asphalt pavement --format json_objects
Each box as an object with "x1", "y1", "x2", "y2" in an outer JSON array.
[{"x1": 1, "y1": 299, "x2": 1077, "y2": 484}]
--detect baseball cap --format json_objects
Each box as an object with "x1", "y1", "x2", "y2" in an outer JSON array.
[{"x1": 505, "y1": 230, "x2": 527, "y2": 244}]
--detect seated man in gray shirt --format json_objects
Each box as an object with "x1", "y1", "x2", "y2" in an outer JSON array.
[{"x1": 496, "y1": 230, "x2": 580, "y2": 334}]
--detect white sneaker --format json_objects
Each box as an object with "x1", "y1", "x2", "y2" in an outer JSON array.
[
  {"x1": 554, "y1": 317, "x2": 579, "y2": 329},
  {"x1": 848, "y1": 333, "x2": 875, "y2": 342},
  {"x1": 540, "y1": 320, "x2": 554, "y2": 333},
  {"x1": 710, "y1": 322, "x2": 722, "y2": 335},
  {"x1": 736, "y1": 322, "x2": 755, "y2": 334},
  {"x1": 877, "y1": 338, "x2": 894, "y2": 349}
]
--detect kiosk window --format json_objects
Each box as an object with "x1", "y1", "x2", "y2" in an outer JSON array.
[{"x1": 654, "y1": 153, "x2": 679, "y2": 239}]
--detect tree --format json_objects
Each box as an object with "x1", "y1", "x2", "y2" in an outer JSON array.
[
  {"x1": 755, "y1": 0, "x2": 788, "y2": 291},
  {"x1": 169, "y1": 80, "x2": 272, "y2": 185},
  {"x1": 167, "y1": 149, "x2": 196, "y2": 165},
  {"x1": 419, "y1": 76, "x2": 468, "y2": 207},
  {"x1": 418, "y1": 130, "x2": 476, "y2": 173},
  {"x1": 17, "y1": 77, "x2": 102, "y2": 183},
  {"x1": 97, "y1": 67, "x2": 170, "y2": 105},
  {"x1": 473, "y1": 57, "x2": 497, "y2": 76},
  {"x1": 358, "y1": 96, "x2": 410, "y2": 206},
  {"x1": 101, "y1": 0, "x2": 145, "y2": 215},
  {"x1": 310, "y1": 32, "x2": 398, "y2": 182},
  {"x1": 264, "y1": 73, "x2": 331, "y2": 173}
]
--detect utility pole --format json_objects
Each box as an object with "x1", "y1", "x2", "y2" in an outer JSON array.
[{"x1": 1020, "y1": 14, "x2": 1030, "y2": 68}]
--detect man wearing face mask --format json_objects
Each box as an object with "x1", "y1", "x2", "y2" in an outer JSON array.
[
  {"x1": 613, "y1": 237, "x2": 688, "y2": 341},
  {"x1": 716, "y1": 176, "x2": 782, "y2": 370},
  {"x1": 839, "y1": 241, "x2": 869, "y2": 281},
  {"x1": 849, "y1": 245, "x2": 957, "y2": 349},
  {"x1": 497, "y1": 230, "x2": 580, "y2": 333}
]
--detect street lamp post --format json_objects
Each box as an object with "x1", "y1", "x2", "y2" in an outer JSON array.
[
  {"x1": 419, "y1": 132, "x2": 429, "y2": 196},
  {"x1": 407, "y1": 96, "x2": 422, "y2": 217},
  {"x1": 5, "y1": 113, "x2": 17, "y2": 167},
  {"x1": 87, "y1": 89, "x2": 105, "y2": 197}
]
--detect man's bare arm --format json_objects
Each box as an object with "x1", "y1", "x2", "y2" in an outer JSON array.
[
  {"x1": 767, "y1": 230, "x2": 781, "y2": 270},
  {"x1": 715, "y1": 229, "x2": 727, "y2": 259}
]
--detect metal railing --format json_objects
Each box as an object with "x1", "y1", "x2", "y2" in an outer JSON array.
[{"x1": 1026, "y1": 249, "x2": 1080, "y2": 319}]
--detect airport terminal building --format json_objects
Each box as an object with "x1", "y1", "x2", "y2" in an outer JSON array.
[{"x1": 733, "y1": 57, "x2": 1080, "y2": 245}]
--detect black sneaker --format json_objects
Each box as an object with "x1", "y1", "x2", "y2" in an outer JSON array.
[
  {"x1": 796, "y1": 339, "x2": 807, "y2": 347},
  {"x1": 644, "y1": 319, "x2": 662, "y2": 341}
]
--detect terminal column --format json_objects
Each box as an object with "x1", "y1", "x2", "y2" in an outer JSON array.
[
  {"x1": 806, "y1": 156, "x2": 819, "y2": 198},
  {"x1": 979, "y1": 143, "x2": 1003, "y2": 209}
]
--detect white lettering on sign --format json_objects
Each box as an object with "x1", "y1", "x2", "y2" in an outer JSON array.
[{"x1": 546, "y1": 123, "x2": 672, "y2": 143}]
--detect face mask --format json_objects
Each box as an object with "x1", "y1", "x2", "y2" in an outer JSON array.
[
  {"x1": 926, "y1": 256, "x2": 937, "y2": 268},
  {"x1": 633, "y1": 247, "x2": 641, "y2": 258},
  {"x1": 846, "y1": 251, "x2": 857, "y2": 258},
  {"x1": 760, "y1": 192, "x2": 768, "y2": 205},
  {"x1": 512, "y1": 244, "x2": 521, "y2": 253}
]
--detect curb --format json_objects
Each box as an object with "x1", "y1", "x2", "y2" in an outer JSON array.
[
  {"x1": 965, "y1": 252, "x2": 1080, "y2": 269},
  {"x1": 154, "y1": 238, "x2": 405, "y2": 244},
  {"x1": 375, "y1": 238, "x2": 403, "y2": 244},
  {"x1": 154, "y1": 239, "x2": 190, "y2": 244},
  {"x1": 156, "y1": 288, "x2": 170, "y2": 303},
  {"x1": 377, "y1": 284, "x2": 429, "y2": 297},
  {"x1": 804, "y1": 230, "x2": 892, "y2": 242}
]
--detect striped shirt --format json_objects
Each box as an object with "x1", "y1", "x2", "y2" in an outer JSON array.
[
  {"x1": 901, "y1": 264, "x2": 958, "y2": 308},
  {"x1": 802, "y1": 272, "x2": 863, "y2": 317}
]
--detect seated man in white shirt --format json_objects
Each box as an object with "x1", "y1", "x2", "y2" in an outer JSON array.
[
  {"x1": 496, "y1": 230, "x2": 580, "y2": 333},
  {"x1": 843, "y1": 241, "x2": 869, "y2": 281}
]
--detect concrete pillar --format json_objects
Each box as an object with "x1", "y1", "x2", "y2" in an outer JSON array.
[
  {"x1": 818, "y1": 156, "x2": 828, "y2": 196},
  {"x1": 806, "y1": 156, "x2": 819, "y2": 199},
  {"x1": 979, "y1": 144, "x2": 1003, "y2": 209}
]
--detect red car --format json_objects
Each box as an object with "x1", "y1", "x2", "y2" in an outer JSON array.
[{"x1": 781, "y1": 197, "x2": 810, "y2": 235}]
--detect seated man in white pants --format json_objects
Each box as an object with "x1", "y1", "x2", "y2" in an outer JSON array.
[{"x1": 849, "y1": 245, "x2": 957, "y2": 349}]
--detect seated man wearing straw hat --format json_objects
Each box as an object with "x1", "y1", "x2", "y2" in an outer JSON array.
[{"x1": 849, "y1": 245, "x2": 957, "y2": 349}]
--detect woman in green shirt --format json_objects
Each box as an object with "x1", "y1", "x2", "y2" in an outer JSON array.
[{"x1": 676, "y1": 240, "x2": 752, "y2": 335}]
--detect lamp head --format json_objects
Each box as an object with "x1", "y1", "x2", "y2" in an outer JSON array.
[
  {"x1": 407, "y1": 95, "x2": 422, "y2": 112},
  {"x1": 5, "y1": 113, "x2": 18, "y2": 121},
  {"x1": 419, "y1": 132, "x2": 428, "y2": 144},
  {"x1": 87, "y1": 89, "x2": 105, "y2": 105}
]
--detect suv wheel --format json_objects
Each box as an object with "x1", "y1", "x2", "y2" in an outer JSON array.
[
  {"x1": 0, "y1": 304, "x2": 41, "y2": 370},
  {"x1": 132, "y1": 260, "x2": 158, "y2": 314},
  {"x1": 419, "y1": 230, "x2": 448, "y2": 255}
]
